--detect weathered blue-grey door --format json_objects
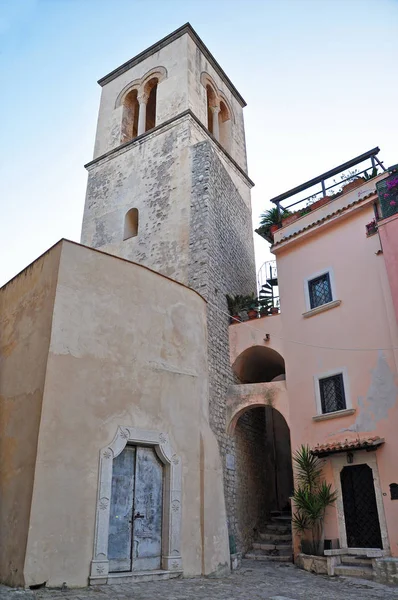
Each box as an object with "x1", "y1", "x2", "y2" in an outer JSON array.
[
  {"x1": 132, "y1": 447, "x2": 163, "y2": 571},
  {"x1": 108, "y1": 445, "x2": 163, "y2": 573},
  {"x1": 108, "y1": 446, "x2": 136, "y2": 572}
]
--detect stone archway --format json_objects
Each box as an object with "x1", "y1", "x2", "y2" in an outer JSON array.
[
  {"x1": 232, "y1": 345, "x2": 285, "y2": 384},
  {"x1": 227, "y1": 345, "x2": 293, "y2": 554},
  {"x1": 232, "y1": 405, "x2": 293, "y2": 553}
]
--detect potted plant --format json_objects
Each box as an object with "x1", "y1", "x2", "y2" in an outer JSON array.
[
  {"x1": 292, "y1": 445, "x2": 337, "y2": 557},
  {"x1": 226, "y1": 294, "x2": 245, "y2": 323},
  {"x1": 245, "y1": 293, "x2": 259, "y2": 320},
  {"x1": 257, "y1": 207, "x2": 291, "y2": 241},
  {"x1": 310, "y1": 196, "x2": 330, "y2": 210},
  {"x1": 363, "y1": 167, "x2": 378, "y2": 181},
  {"x1": 270, "y1": 306, "x2": 279, "y2": 315},
  {"x1": 282, "y1": 212, "x2": 299, "y2": 227},
  {"x1": 341, "y1": 176, "x2": 365, "y2": 194},
  {"x1": 259, "y1": 298, "x2": 271, "y2": 317}
]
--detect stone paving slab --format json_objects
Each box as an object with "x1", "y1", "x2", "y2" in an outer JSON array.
[{"x1": 1, "y1": 560, "x2": 398, "y2": 600}]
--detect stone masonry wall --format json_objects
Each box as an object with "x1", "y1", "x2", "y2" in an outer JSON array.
[
  {"x1": 189, "y1": 140, "x2": 257, "y2": 550},
  {"x1": 235, "y1": 408, "x2": 268, "y2": 553}
]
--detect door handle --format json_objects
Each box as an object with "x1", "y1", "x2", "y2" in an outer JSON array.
[{"x1": 134, "y1": 512, "x2": 145, "y2": 519}]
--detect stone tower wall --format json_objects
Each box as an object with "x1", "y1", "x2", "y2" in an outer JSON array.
[{"x1": 189, "y1": 140, "x2": 257, "y2": 545}]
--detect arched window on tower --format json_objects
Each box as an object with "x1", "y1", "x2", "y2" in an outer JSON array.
[
  {"x1": 219, "y1": 100, "x2": 231, "y2": 152},
  {"x1": 123, "y1": 208, "x2": 139, "y2": 240},
  {"x1": 145, "y1": 78, "x2": 158, "y2": 132},
  {"x1": 206, "y1": 84, "x2": 217, "y2": 136},
  {"x1": 121, "y1": 89, "x2": 139, "y2": 144}
]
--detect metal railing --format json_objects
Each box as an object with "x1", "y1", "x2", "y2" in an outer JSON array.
[{"x1": 270, "y1": 147, "x2": 386, "y2": 219}]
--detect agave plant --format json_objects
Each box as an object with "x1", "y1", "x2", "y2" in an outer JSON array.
[{"x1": 292, "y1": 445, "x2": 338, "y2": 556}]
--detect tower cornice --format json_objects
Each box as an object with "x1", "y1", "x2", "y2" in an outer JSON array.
[
  {"x1": 97, "y1": 23, "x2": 247, "y2": 108},
  {"x1": 84, "y1": 109, "x2": 254, "y2": 188}
]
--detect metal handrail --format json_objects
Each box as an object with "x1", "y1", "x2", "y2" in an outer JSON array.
[{"x1": 270, "y1": 148, "x2": 386, "y2": 218}]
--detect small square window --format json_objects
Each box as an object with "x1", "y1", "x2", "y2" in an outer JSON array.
[
  {"x1": 319, "y1": 374, "x2": 346, "y2": 414},
  {"x1": 308, "y1": 273, "x2": 332, "y2": 309}
]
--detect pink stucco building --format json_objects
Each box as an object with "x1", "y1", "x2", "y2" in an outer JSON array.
[{"x1": 229, "y1": 150, "x2": 398, "y2": 579}]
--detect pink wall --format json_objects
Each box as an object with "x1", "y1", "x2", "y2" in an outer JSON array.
[{"x1": 230, "y1": 195, "x2": 398, "y2": 556}]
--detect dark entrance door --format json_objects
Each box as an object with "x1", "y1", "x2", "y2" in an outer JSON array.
[
  {"x1": 340, "y1": 464, "x2": 382, "y2": 549},
  {"x1": 108, "y1": 446, "x2": 163, "y2": 572}
]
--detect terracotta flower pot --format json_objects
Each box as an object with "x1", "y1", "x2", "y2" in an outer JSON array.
[
  {"x1": 281, "y1": 213, "x2": 299, "y2": 227},
  {"x1": 230, "y1": 314, "x2": 242, "y2": 324},
  {"x1": 270, "y1": 224, "x2": 279, "y2": 235},
  {"x1": 342, "y1": 177, "x2": 365, "y2": 194},
  {"x1": 311, "y1": 197, "x2": 330, "y2": 210},
  {"x1": 271, "y1": 307, "x2": 279, "y2": 315},
  {"x1": 247, "y1": 309, "x2": 258, "y2": 320}
]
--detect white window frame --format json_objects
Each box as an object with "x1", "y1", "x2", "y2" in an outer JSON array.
[
  {"x1": 304, "y1": 267, "x2": 337, "y2": 312},
  {"x1": 313, "y1": 367, "x2": 352, "y2": 417}
]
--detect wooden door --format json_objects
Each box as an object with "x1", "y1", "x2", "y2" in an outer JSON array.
[{"x1": 108, "y1": 445, "x2": 163, "y2": 573}]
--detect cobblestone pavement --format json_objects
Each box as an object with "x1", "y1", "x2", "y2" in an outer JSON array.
[{"x1": 1, "y1": 560, "x2": 398, "y2": 600}]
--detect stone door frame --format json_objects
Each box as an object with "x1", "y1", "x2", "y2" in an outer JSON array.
[
  {"x1": 331, "y1": 450, "x2": 389, "y2": 553},
  {"x1": 90, "y1": 426, "x2": 182, "y2": 584}
]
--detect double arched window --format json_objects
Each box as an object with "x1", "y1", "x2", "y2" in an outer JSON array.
[
  {"x1": 202, "y1": 73, "x2": 233, "y2": 152},
  {"x1": 117, "y1": 67, "x2": 167, "y2": 145}
]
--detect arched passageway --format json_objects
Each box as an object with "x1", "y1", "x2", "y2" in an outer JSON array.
[
  {"x1": 232, "y1": 345, "x2": 285, "y2": 384},
  {"x1": 233, "y1": 405, "x2": 293, "y2": 553}
]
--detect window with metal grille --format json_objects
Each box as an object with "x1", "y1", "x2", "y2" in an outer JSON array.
[
  {"x1": 308, "y1": 273, "x2": 332, "y2": 309},
  {"x1": 319, "y1": 374, "x2": 346, "y2": 413}
]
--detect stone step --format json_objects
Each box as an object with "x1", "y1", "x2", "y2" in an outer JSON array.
[
  {"x1": 341, "y1": 556, "x2": 373, "y2": 567},
  {"x1": 245, "y1": 551, "x2": 292, "y2": 563},
  {"x1": 264, "y1": 523, "x2": 292, "y2": 533},
  {"x1": 334, "y1": 565, "x2": 374, "y2": 580},
  {"x1": 259, "y1": 532, "x2": 292, "y2": 542},
  {"x1": 271, "y1": 515, "x2": 292, "y2": 523},
  {"x1": 270, "y1": 510, "x2": 292, "y2": 518},
  {"x1": 253, "y1": 542, "x2": 292, "y2": 554}
]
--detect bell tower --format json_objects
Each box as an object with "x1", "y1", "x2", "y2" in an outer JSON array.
[{"x1": 81, "y1": 23, "x2": 257, "y2": 548}]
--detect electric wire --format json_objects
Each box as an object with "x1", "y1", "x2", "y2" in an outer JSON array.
[{"x1": 207, "y1": 300, "x2": 398, "y2": 353}]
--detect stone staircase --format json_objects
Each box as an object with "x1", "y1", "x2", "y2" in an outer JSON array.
[
  {"x1": 245, "y1": 511, "x2": 293, "y2": 563},
  {"x1": 333, "y1": 555, "x2": 374, "y2": 580}
]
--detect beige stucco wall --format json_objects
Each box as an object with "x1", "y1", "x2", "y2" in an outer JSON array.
[
  {"x1": 23, "y1": 240, "x2": 229, "y2": 587},
  {"x1": 0, "y1": 244, "x2": 62, "y2": 587}
]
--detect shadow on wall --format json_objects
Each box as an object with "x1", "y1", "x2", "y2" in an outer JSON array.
[{"x1": 232, "y1": 345, "x2": 286, "y2": 384}]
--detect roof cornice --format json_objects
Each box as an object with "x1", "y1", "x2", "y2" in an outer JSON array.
[{"x1": 97, "y1": 23, "x2": 246, "y2": 107}]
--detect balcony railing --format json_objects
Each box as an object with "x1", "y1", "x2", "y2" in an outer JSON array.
[{"x1": 270, "y1": 147, "x2": 386, "y2": 224}]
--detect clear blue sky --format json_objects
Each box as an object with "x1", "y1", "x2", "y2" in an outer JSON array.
[{"x1": 1, "y1": 0, "x2": 397, "y2": 286}]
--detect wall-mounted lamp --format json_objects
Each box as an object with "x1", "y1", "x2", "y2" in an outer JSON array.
[{"x1": 347, "y1": 452, "x2": 354, "y2": 464}]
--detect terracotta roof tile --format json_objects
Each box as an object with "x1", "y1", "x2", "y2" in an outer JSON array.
[
  {"x1": 312, "y1": 436, "x2": 384, "y2": 457},
  {"x1": 271, "y1": 191, "x2": 377, "y2": 248}
]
